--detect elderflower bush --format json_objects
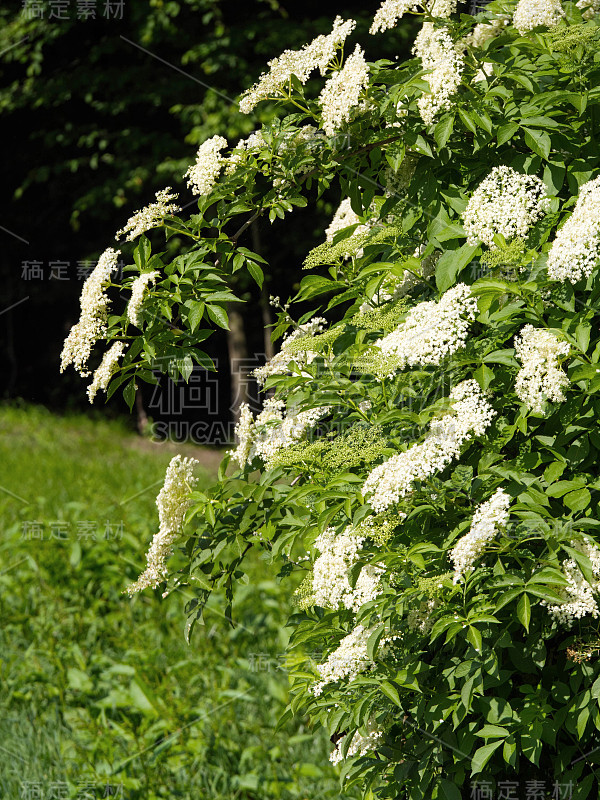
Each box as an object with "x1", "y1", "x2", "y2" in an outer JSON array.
[{"x1": 63, "y1": 2, "x2": 600, "y2": 798}]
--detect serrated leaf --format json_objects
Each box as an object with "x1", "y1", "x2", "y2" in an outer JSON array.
[
  {"x1": 523, "y1": 128, "x2": 551, "y2": 160},
  {"x1": 123, "y1": 379, "x2": 137, "y2": 411},
  {"x1": 206, "y1": 304, "x2": 229, "y2": 330},
  {"x1": 247, "y1": 260, "x2": 264, "y2": 288},
  {"x1": 434, "y1": 114, "x2": 454, "y2": 148}
]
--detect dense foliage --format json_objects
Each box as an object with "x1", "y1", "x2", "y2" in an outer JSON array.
[{"x1": 63, "y1": 0, "x2": 600, "y2": 797}]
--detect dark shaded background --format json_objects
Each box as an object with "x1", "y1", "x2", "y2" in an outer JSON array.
[{"x1": 0, "y1": 0, "x2": 414, "y2": 439}]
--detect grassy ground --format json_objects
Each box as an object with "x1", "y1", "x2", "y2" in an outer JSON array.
[{"x1": 0, "y1": 403, "x2": 358, "y2": 800}]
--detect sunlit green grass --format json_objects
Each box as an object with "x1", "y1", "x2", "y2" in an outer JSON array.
[{"x1": 0, "y1": 403, "x2": 357, "y2": 800}]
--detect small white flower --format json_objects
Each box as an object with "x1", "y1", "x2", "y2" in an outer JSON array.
[
  {"x1": 86, "y1": 342, "x2": 127, "y2": 403},
  {"x1": 312, "y1": 624, "x2": 376, "y2": 695},
  {"x1": 363, "y1": 380, "x2": 495, "y2": 512},
  {"x1": 330, "y1": 716, "x2": 383, "y2": 764},
  {"x1": 310, "y1": 524, "x2": 384, "y2": 612},
  {"x1": 127, "y1": 271, "x2": 160, "y2": 327},
  {"x1": 450, "y1": 489, "x2": 511, "y2": 582},
  {"x1": 116, "y1": 188, "x2": 180, "y2": 242},
  {"x1": 513, "y1": 0, "x2": 564, "y2": 34},
  {"x1": 547, "y1": 176, "x2": 600, "y2": 284},
  {"x1": 253, "y1": 317, "x2": 326, "y2": 386},
  {"x1": 413, "y1": 23, "x2": 464, "y2": 126},
  {"x1": 373, "y1": 284, "x2": 478, "y2": 378},
  {"x1": 185, "y1": 135, "x2": 228, "y2": 195},
  {"x1": 60, "y1": 248, "x2": 121, "y2": 376},
  {"x1": 239, "y1": 17, "x2": 356, "y2": 113},
  {"x1": 576, "y1": 0, "x2": 600, "y2": 19},
  {"x1": 544, "y1": 539, "x2": 600, "y2": 627},
  {"x1": 126, "y1": 455, "x2": 199, "y2": 594},
  {"x1": 462, "y1": 166, "x2": 550, "y2": 249},
  {"x1": 230, "y1": 397, "x2": 330, "y2": 468},
  {"x1": 319, "y1": 45, "x2": 370, "y2": 136},
  {"x1": 514, "y1": 325, "x2": 570, "y2": 413}
]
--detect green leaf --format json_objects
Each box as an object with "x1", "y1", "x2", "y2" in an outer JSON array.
[
  {"x1": 475, "y1": 725, "x2": 509, "y2": 738},
  {"x1": 180, "y1": 355, "x2": 193, "y2": 382},
  {"x1": 564, "y1": 488, "x2": 591, "y2": 514},
  {"x1": 458, "y1": 107, "x2": 477, "y2": 135},
  {"x1": 247, "y1": 260, "x2": 264, "y2": 288},
  {"x1": 439, "y1": 779, "x2": 462, "y2": 800},
  {"x1": 466, "y1": 625, "x2": 482, "y2": 653},
  {"x1": 435, "y1": 243, "x2": 479, "y2": 292},
  {"x1": 206, "y1": 304, "x2": 230, "y2": 330},
  {"x1": 380, "y1": 681, "x2": 401, "y2": 707},
  {"x1": 434, "y1": 114, "x2": 454, "y2": 149},
  {"x1": 482, "y1": 349, "x2": 518, "y2": 367},
  {"x1": 503, "y1": 736, "x2": 517, "y2": 766},
  {"x1": 471, "y1": 741, "x2": 503, "y2": 774},
  {"x1": 367, "y1": 625, "x2": 385, "y2": 661},
  {"x1": 497, "y1": 123, "x2": 519, "y2": 146},
  {"x1": 123, "y1": 379, "x2": 137, "y2": 411},
  {"x1": 517, "y1": 593, "x2": 531, "y2": 632},
  {"x1": 186, "y1": 300, "x2": 205, "y2": 333},
  {"x1": 523, "y1": 128, "x2": 551, "y2": 160}
]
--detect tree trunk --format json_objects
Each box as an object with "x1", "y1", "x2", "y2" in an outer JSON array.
[{"x1": 135, "y1": 388, "x2": 148, "y2": 435}]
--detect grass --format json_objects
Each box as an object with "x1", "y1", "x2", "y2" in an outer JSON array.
[{"x1": 0, "y1": 403, "x2": 359, "y2": 800}]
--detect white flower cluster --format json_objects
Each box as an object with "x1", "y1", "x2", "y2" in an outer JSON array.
[
  {"x1": 363, "y1": 380, "x2": 495, "y2": 512},
  {"x1": 224, "y1": 131, "x2": 266, "y2": 176},
  {"x1": 231, "y1": 398, "x2": 330, "y2": 468},
  {"x1": 373, "y1": 284, "x2": 478, "y2": 378},
  {"x1": 185, "y1": 135, "x2": 228, "y2": 196},
  {"x1": 312, "y1": 623, "x2": 375, "y2": 696},
  {"x1": 127, "y1": 271, "x2": 160, "y2": 327},
  {"x1": 326, "y1": 198, "x2": 367, "y2": 242},
  {"x1": 370, "y1": 0, "x2": 456, "y2": 33},
  {"x1": 86, "y1": 342, "x2": 127, "y2": 403},
  {"x1": 311, "y1": 525, "x2": 384, "y2": 612},
  {"x1": 544, "y1": 539, "x2": 600, "y2": 627},
  {"x1": 330, "y1": 717, "x2": 383, "y2": 765},
  {"x1": 253, "y1": 317, "x2": 326, "y2": 386},
  {"x1": 514, "y1": 325, "x2": 570, "y2": 413},
  {"x1": 115, "y1": 188, "x2": 180, "y2": 242},
  {"x1": 239, "y1": 17, "x2": 356, "y2": 114},
  {"x1": 449, "y1": 489, "x2": 511, "y2": 582},
  {"x1": 547, "y1": 176, "x2": 600, "y2": 284},
  {"x1": 126, "y1": 455, "x2": 199, "y2": 594},
  {"x1": 473, "y1": 62, "x2": 494, "y2": 83},
  {"x1": 413, "y1": 23, "x2": 464, "y2": 126},
  {"x1": 430, "y1": 0, "x2": 459, "y2": 15},
  {"x1": 463, "y1": 18, "x2": 509, "y2": 49},
  {"x1": 370, "y1": 0, "x2": 420, "y2": 33},
  {"x1": 60, "y1": 248, "x2": 121, "y2": 376},
  {"x1": 319, "y1": 45, "x2": 370, "y2": 136},
  {"x1": 462, "y1": 166, "x2": 550, "y2": 249},
  {"x1": 576, "y1": 0, "x2": 600, "y2": 18},
  {"x1": 406, "y1": 598, "x2": 438, "y2": 634},
  {"x1": 513, "y1": 0, "x2": 564, "y2": 34}
]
